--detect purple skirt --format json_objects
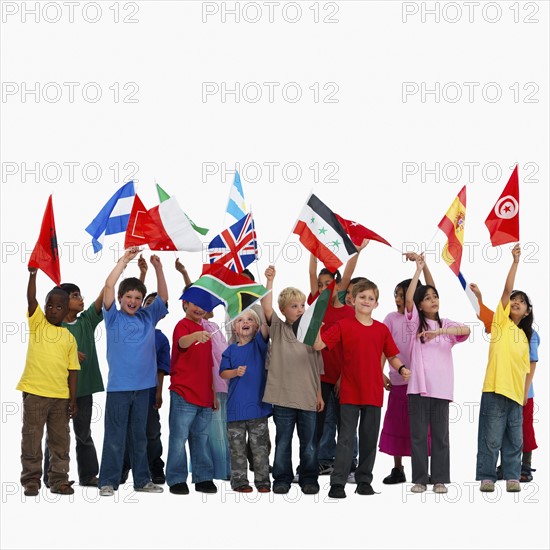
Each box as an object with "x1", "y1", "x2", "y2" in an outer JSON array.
[{"x1": 378, "y1": 385, "x2": 415, "y2": 457}]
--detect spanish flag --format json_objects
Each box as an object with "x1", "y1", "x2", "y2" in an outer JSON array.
[{"x1": 437, "y1": 186, "x2": 466, "y2": 276}]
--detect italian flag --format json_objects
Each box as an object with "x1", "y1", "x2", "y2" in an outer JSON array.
[
  {"x1": 125, "y1": 194, "x2": 203, "y2": 252},
  {"x1": 293, "y1": 194, "x2": 357, "y2": 272},
  {"x1": 292, "y1": 281, "x2": 334, "y2": 346},
  {"x1": 156, "y1": 184, "x2": 209, "y2": 236}
]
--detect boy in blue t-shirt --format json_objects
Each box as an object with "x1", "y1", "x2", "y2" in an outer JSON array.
[
  {"x1": 220, "y1": 309, "x2": 272, "y2": 492},
  {"x1": 98, "y1": 248, "x2": 168, "y2": 497}
]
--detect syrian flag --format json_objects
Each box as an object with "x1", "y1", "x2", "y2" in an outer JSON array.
[
  {"x1": 484, "y1": 165, "x2": 520, "y2": 246},
  {"x1": 293, "y1": 194, "x2": 357, "y2": 272},
  {"x1": 292, "y1": 281, "x2": 334, "y2": 346},
  {"x1": 125, "y1": 194, "x2": 203, "y2": 252},
  {"x1": 28, "y1": 195, "x2": 61, "y2": 285},
  {"x1": 334, "y1": 214, "x2": 392, "y2": 247}
]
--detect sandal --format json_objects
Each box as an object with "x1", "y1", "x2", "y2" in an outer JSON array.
[{"x1": 520, "y1": 464, "x2": 535, "y2": 483}]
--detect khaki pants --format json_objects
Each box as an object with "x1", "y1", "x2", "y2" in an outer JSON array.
[{"x1": 20, "y1": 393, "x2": 70, "y2": 490}]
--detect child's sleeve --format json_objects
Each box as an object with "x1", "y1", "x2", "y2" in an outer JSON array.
[
  {"x1": 530, "y1": 331, "x2": 540, "y2": 362},
  {"x1": 322, "y1": 322, "x2": 342, "y2": 351},
  {"x1": 442, "y1": 319, "x2": 469, "y2": 345},
  {"x1": 157, "y1": 332, "x2": 171, "y2": 374},
  {"x1": 67, "y1": 337, "x2": 80, "y2": 372},
  {"x1": 478, "y1": 303, "x2": 494, "y2": 334},
  {"x1": 382, "y1": 325, "x2": 400, "y2": 359},
  {"x1": 219, "y1": 347, "x2": 233, "y2": 375},
  {"x1": 149, "y1": 295, "x2": 169, "y2": 325}
]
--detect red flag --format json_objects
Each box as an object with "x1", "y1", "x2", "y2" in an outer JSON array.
[
  {"x1": 124, "y1": 194, "x2": 150, "y2": 248},
  {"x1": 28, "y1": 195, "x2": 61, "y2": 285},
  {"x1": 334, "y1": 214, "x2": 392, "y2": 247},
  {"x1": 485, "y1": 165, "x2": 520, "y2": 246}
]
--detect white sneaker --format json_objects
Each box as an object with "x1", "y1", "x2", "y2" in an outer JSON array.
[
  {"x1": 347, "y1": 472, "x2": 356, "y2": 484},
  {"x1": 135, "y1": 481, "x2": 163, "y2": 493},
  {"x1": 99, "y1": 485, "x2": 114, "y2": 497}
]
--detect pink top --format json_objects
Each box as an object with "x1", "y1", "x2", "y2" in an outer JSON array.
[
  {"x1": 383, "y1": 311, "x2": 412, "y2": 387},
  {"x1": 405, "y1": 305, "x2": 468, "y2": 401},
  {"x1": 202, "y1": 318, "x2": 229, "y2": 394}
]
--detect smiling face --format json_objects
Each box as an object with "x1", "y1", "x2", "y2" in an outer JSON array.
[
  {"x1": 509, "y1": 292, "x2": 530, "y2": 323},
  {"x1": 353, "y1": 289, "x2": 378, "y2": 316},
  {"x1": 183, "y1": 300, "x2": 206, "y2": 323},
  {"x1": 119, "y1": 290, "x2": 143, "y2": 316},
  {"x1": 44, "y1": 292, "x2": 70, "y2": 326},
  {"x1": 234, "y1": 312, "x2": 259, "y2": 341}
]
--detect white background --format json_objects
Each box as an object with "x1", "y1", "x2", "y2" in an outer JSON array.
[{"x1": 1, "y1": 1, "x2": 548, "y2": 549}]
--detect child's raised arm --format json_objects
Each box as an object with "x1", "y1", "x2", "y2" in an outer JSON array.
[
  {"x1": 261, "y1": 265, "x2": 276, "y2": 324},
  {"x1": 308, "y1": 254, "x2": 318, "y2": 296},
  {"x1": 175, "y1": 258, "x2": 192, "y2": 287},
  {"x1": 501, "y1": 243, "x2": 521, "y2": 310},
  {"x1": 138, "y1": 254, "x2": 148, "y2": 283},
  {"x1": 338, "y1": 238, "x2": 369, "y2": 292},
  {"x1": 93, "y1": 287, "x2": 105, "y2": 315},
  {"x1": 405, "y1": 255, "x2": 424, "y2": 313},
  {"x1": 27, "y1": 268, "x2": 38, "y2": 317},
  {"x1": 469, "y1": 283, "x2": 494, "y2": 333},
  {"x1": 104, "y1": 247, "x2": 141, "y2": 310},
  {"x1": 150, "y1": 254, "x2": 168, "y2": 304},
  {"x1": 404, "y1": 252, "x2": 435, "y2": 287}
]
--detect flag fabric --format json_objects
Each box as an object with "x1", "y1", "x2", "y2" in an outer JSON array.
[
  {"x1": 85, "y1": 181, "x2": 135, "y2": 253},
  {"x1": 293, "y1": 194, "x2": 357, "y2": 272},
  {"x1": 125, "y1": 194, "x2": 203, "y2": 252},
  {"x1": 457, "y1": 271, "x2": 480, "y2": 315},
  {"x1": 156, "y1": 183, "x2": 209, "y2": 236},
  {"x1": 208, "y1": 212, "x2": 258, "y2": 272},
  {"x1": 485, "y1": 165, "x2": 520, "y2": 246},
  {"x1": 28, "y1": 195, "x2": 61, "y2": 285},
  {"x1": 437, "y1": 186, "x2": 467, "y2": 276},
  {"x1": 292, "y1": 281, "x2": 334, "y2": 346},
  {"x1": 226, "y1": 171, "x2": 247, "y2": 221},
  {"x1": 181, "y1": 263, "x2": 269, "y2": 320},
  {"x1": 334, "y1": 213, "x2": 392, "y2": 247}
]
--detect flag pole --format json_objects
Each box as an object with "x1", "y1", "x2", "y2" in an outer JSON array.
[
  {"x1": 248, "y1": 202, "x2": 264, "y2": 285},
  {"x1": 422, "y1": 227, "x2": 440, "y2": 255},
  {"x1": 272, "y1": 189, "x2": 313, "y2": 266}
]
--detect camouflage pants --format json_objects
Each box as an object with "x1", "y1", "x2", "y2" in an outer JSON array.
[{"x1": 227, "y1": 417, "x2": 270, "y2": 490}]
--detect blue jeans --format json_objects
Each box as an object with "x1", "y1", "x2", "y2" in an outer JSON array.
[
  {"x1": 273, "y1": 405, "x2": 318, "y2": 487},
  {"x1": 476, "y1": 392, "x2": 523, "y2": 481},
  {"x1": 98, "y1": 390, "x2": 150, "y2": 489},
  {"x1": 166, "y1": 391, "x2": 214, "y2": 486},
  {"x1": 208, "y1": 392, "x2": 231, "y2": 480}
]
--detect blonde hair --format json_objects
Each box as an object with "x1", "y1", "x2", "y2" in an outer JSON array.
[
  {"x1": 235, "y1": 309, "x2": 261, "y2": 327},
  {"x1": 278, "y1": 287, "x2": 306, "y2": 311}
]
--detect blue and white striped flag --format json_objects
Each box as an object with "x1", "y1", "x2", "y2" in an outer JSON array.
[
  {"x1": 226, "y1": 171, "x2": 246, "y2": 221},
  {"x1": 85, "y1": 181, "x2": 135, "y2": 252}
]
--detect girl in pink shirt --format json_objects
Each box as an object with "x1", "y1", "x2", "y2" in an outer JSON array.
[{"x1": 405, "y1": 255, "x2": 470, "y2": 494}]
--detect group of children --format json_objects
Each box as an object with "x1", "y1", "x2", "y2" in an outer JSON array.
[{"x1": 17, "y1": 241, "x2": 538, "y2": 499}]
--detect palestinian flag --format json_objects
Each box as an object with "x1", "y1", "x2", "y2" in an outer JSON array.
[
  {"x1": 125, "y1": 194, "x2": 203, "y2": 252},
  {"x1": 292, "y1": 281, "x2": 334, "y2": 346},
  {"x1": 293, "y1": 194, "x2": 357, "y2": 272},
  {"x1": 181, "y1": 263, "x2": 269, "y2": 319}
]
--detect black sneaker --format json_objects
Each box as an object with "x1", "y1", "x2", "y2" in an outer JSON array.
[
  {"x1": 382, "y1": 467, "x2": 406, "y2": 485},
  {"x1": 301, "y1": 484, "x2": 320, "y2": 495},
  {"x1": 151, "y1": 472, "x2": 166, "y2": 485},
  {"x1": 328, "y1": 484, "x2": 346, "y2": 499},
  {"x1": 195, "y1": 480, "x2": 217, "y2": 494},
  {"x1": 273, "y1": 483, "x2": 290, "y2": 494},
  {"x1": 496, "y1": 465, "x2": 503, "y2": 481},
  {"x1": 355, "y1": 482, "x2": 375, "y2": 495},
  {"x1": 169, "y1": 482, "x2": 189, "y2": 495}
]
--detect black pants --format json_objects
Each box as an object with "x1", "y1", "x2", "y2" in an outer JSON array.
[{"x1": 408, "y1": 394, "x2": 450, "y2": 484}]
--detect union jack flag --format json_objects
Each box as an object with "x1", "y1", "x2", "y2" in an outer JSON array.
[{"x1": 208, "y1": 212, "x2": 258, "y2": 272}]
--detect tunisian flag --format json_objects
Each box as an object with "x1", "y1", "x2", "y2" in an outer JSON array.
[
  {"x1": 334, "y1": 214, "x2": 392, "y2": 247},
  {"x1": 28, "y1": 195, "x2": 61, "y2": 285},
  {"x1": 485, "y1": 165, "x2": 520, "y2": 246}
]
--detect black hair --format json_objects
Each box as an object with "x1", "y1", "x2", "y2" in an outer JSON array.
[
  {"x1": 118, "y1": 277, "x2": 146, "y2": 299},
  {"x1": 241, "y1": 269, "x2": 255, "y2": 281},
  {"x1": 413, "y1": 284, "x2": 442, "y2": 343},
  {"x1": 350, "y1": 276, "x2": 368, "y2": 286},
  {"x1": 45, "y1": 286, "x2": 70, "y2": 304},
  {"x1": 143, "y1": 291, "x2": 167, "y2": 310},
  {"x1": 59, "y1": 283, "x2": 80, "y2": 295},
  {"x1": 318, "y1": 268, "x2": 342, "y2": 284},
  {"x1": 394, "y1": 278, "x2": 423, "y2": 299},
  {"x1": 510, "y1": 290, "x2": 534, "y2": 342}
]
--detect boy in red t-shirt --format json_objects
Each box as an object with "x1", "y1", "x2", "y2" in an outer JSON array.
[
  {"x1": 165, "y1": 286, "x2": 218, "y2": 496},
  {"x1": 314, "y1": 280, "x2": 411, "y2": 499}
]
